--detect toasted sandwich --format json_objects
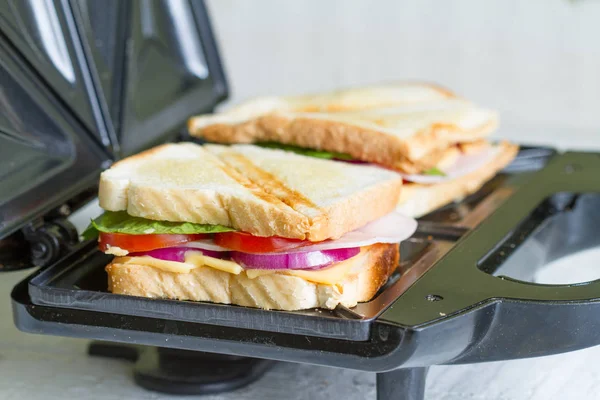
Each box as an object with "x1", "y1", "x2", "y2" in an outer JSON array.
[
  {"x1": 188, "y1": 82, "x2": 519, "y2": 217},
  {"x1": 86, "y1": 143, "x2": 417, "y2": 310}
]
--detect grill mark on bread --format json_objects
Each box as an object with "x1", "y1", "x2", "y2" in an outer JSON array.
[
  {"x1": 215, "y1": 157, "x2": 294, "y2": 209},
  {"x1": 203, "y1": 269, "x2": 227, "y2": 300},
  {"x1": 100, "y1": 142, "x2": 403, "y2": 241},
  {"x1": 235, "y1": 277, "x2": 259, "y2": 307},
  {"x1": 154, "y1": 269, "x2": 168, "y2": 297},
  {"x1": 257, "y1": 279, "x2": 274, "y2": 308},
  {"x1": 254, "y1": 279, "x2": 273, "y2": 308},
  {"x1": 216, "y1": 152, "x2": 320, "y2": 215},
  {"x1": 269, "y1": 276, "x2": 288, "y2": 307},
  {"x1": 177, "y1": 274, "x2": 196, "y2": 300}
]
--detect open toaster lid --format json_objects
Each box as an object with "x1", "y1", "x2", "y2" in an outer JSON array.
[{"x1": 0, "y1": 0, "x2": 228, "y2": 239}]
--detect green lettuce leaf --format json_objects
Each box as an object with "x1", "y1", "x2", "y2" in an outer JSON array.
[
  {"x1": 423, "y1": 167, "x2": 446, "y2": 177},
  {"x1": 81, "y1": 211, "x2": 235, "y2": 240},
  {"x1": 256, "y1": 142, "x2": 353, "y2": 160}
]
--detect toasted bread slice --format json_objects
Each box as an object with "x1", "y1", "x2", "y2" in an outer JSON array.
[
  {"x1": 397, "y1": 141, "x2": 519, "y2": 217},
  {"x1": 212, "y1": 82, "x2": 454, "y2": 116},
  {"x1": 393, "y1": 144, "x2": 465, "y2": 174},
  {"x1": 99, "y1": 143, "x2": 403, "y2": 241},
  {"x1": 188, "y1": 83, "x2": 498, "y2": 165},
  {"x1": 106, "y1": 243, "x2": 399, "y2": 311}
]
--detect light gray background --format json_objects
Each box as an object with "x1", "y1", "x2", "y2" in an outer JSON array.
[
  {"x1": 2, "y1": 0, "x2": 600, "y2": 399},
  {"x1": 210, "y1": 0, "x2": 600, "y2": 151}
]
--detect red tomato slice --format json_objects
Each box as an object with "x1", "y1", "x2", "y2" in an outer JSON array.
[
  {"x1": 213, "y1": 232, "x2": 310, "y2": 253},
  {"x1": 99, "y1": 232, "x2": 207, "y2": 253}
]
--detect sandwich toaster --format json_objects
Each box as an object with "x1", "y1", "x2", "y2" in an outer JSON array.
[{"x1": 1, "y1": 1, "x2": 599, "y2": 399}]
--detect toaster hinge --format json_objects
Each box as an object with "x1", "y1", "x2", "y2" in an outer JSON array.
[
  {"x1": 22, "y1": 217, "x2": 79, "y2": 268},
  {"x1": 0, "y1": 212, "x2": 79, "y2": 272}
]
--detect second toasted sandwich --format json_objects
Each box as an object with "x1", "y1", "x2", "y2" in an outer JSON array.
[{"x1": 188, "y1": 83, "x2": 519, "y2": 217}]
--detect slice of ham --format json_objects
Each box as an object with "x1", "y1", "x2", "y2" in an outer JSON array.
[
  {"x1": 183, "y1": 238, "x2": 231, "y2": 252},
  {"x1": 183, "y1": 211, "x2": 417, "y2": 254},
  {"x1": 285, "y1": 211, "x2": 417, "y2": 253},
  {"x1": 402, "y1": 145, "x2": 501, "y2": 184}
]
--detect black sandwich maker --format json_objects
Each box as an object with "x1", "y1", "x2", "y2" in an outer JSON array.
[{"x1": 1, "y1": 2, "x2": 599, "y2": 399}]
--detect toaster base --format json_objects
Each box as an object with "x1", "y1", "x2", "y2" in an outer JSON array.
[{"x1": 88, "y1": 342, "x2": 274, "y2": 395}]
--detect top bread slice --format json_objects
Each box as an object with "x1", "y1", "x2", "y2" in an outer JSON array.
[
  {"x1": 188, "y1": 82, "x2": 498, "y2": 166},
  {"x1": 98, "y1": 143, "x2": 403, "y2": 241}
]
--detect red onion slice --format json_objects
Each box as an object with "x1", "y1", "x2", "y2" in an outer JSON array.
[
  {"x1": 130, "y1": 247, "x2": 229, "y2": 263},
  {"x1": 231, "y1": 247, "x2": 360, "y2": 270}
]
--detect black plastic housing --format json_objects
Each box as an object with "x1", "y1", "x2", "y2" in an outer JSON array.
[{"x1": 0, "y1": 0, "x2": 227, "y2": 240}]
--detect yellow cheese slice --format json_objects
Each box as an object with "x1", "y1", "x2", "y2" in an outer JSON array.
[
  {"x1": 120, "y1": 256, "x2": 196, "y2": 273},
  {"x1": 120, "y1": 248, "x2": 367, "y2": 285},
  {"x1": 184, "y1": 251, "x2": 243, "y2": 275},
  {"x1": 105, "y1": 245, "x2": 129, "y2": 256},
  {"x1": 244, "y1": 249, "x2": 367, "y2": 285},
  {"x1": 286, "y1": 249, "x2": 366, "y2": 284},
  {"x1": 120, "y1": 251, "x2": 243, "y2": 275}
]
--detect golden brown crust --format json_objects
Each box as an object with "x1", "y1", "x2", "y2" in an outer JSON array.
[
  {"x1": 195, "y1": 113, "x2": 497, "y2": 169},
  {"x1": 189, "y1": 82, "x2": 497, "y2": 166},
  {"x1": 405, "y1": 117, "x2": 498, "y2": 161},
  {"x1": 459, "y1": 139, "x2": 490, "y2": 155},
  {"x1": 347, "y1": 242, "x2": 399, "y2": 302},
  {"x1": 199, "y1": 115, "x2": 409, "y2": 167},
  {"x1": 110, "y1": 143, "x2": 174, "y2": 168},
  {"x1": 397, "y1": 141, "x2": 519, "y2": 217},
  {"x1": 106, "y1": 243, "x2": 399, "y2": 311},
  {"x1": 392, "y1": 145, "x2": 463, "y2": 174}
]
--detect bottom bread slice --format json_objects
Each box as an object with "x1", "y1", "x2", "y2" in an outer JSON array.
[
  {"x1": 106, "y1": 243, "x2": 399, "y2": 311},
  {"x1": 396, "y1": 141, "x2": 519, "y2": 218}
]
